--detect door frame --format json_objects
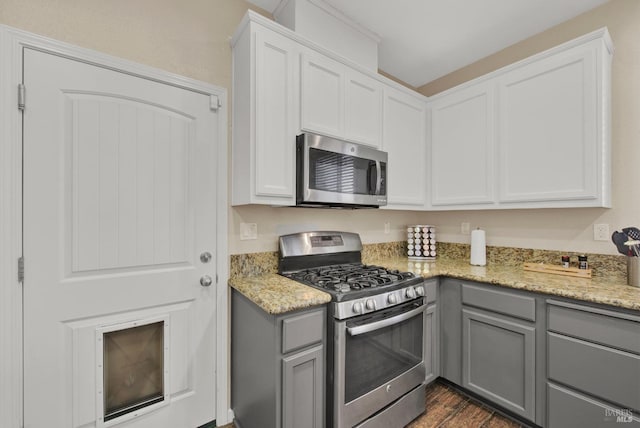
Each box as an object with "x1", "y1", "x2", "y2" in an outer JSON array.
[{"x1": 0, "y1": 26, "x2": 230, "y2": 427}]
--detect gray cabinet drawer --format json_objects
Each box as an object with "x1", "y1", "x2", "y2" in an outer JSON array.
[
  {"x1": 548, "y1": 332, "x2": 640, "y2": 411},
  {"x1": 282, "y1": 309, "x2": 324, "y2": 354},
  {"x1": 548, "y1": 301, "x2": 640, "y2": 354},
  {"x1": 462, "y1": 283, "x2": 536, "y2": 321},
  {"x1": 548, "y1": 382, "x2": 640, "y2": 427}
]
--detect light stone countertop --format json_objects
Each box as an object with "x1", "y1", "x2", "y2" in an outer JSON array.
[
  {"x1": 229, "y1": 273, "x2": 331, "y2": 314},
  {"x1": 369, "y1": 257, "x2": 640, "y2": 312},
  {"x1": 229, "y1": 257, "x2": 640, "y2": 314}
]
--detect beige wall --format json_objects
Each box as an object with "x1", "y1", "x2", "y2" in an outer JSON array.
[
  {"x1": 0, "y1": 0, "x2": 268, "y2": 88},
  {"x1": 2, "y1": 0, "x2": 637, "y2": 256}
]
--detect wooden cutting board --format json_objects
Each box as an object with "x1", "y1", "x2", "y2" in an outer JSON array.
[{"x1": 523, "y1": 263, "x2": 592, "y2": 278}]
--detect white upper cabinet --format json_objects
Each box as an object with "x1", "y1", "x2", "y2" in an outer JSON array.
[
  {"x1": 430, "y1": 82, "x2": 495, "y2": 207},
  {"x1": 382, "y1": 87, "x2": 428, "y2": 209},
  {"x1": 300, "y1": 48, "x2": 382, "y2": 148},
  {"x1": 233, "y1": 12, "x2": 611, "y2": 211},
  {"x1": 300, "y1": 50, "x2": 344, "y2": 138},
  {"x1": 232, "y1": 18, "x2": 298, "y2": 206},
  {"x1": 497, "y1": 41, "x2": 604, "y2": 206},
  {"x1": 428, "y1": 28, "x2": 612, "y2": 210},
  {"x1": 344, "y1": 69, "x2": 383, "y2": 147}
]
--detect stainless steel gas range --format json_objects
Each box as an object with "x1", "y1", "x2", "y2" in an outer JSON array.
[{"x1": 279, "y1": 231, "x2": 426, "y2": 428}]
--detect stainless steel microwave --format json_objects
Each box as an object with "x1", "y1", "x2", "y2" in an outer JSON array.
[{"x1": 296, "y1": 132, "x2": 387, "y2": 208}]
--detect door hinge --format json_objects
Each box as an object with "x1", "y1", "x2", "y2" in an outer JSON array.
[
  {"x1": 216, "y1": 274, "x2": 219, "y2": 285},
  {"x1": 18, "y1": 84, "x2": 25, "y2": 111},
  {"x1": 210, "y1": 94, "x2": 221, "y2": 111},
  {"x1": 18, "y1": 257, "x2": 24, "y2": 283}
]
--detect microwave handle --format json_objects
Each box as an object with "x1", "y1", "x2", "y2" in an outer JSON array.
[
  {"x1": 367, "y1": 161, "x2": 378, "y2": 194},
  {"x1": 375, "y1": 161, "x2": 382, "y2": 195}
]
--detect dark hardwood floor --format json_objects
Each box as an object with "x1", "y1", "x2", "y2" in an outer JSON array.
[
  {"x1": 408, "y1": 381, "x2": 524, "y2": 428},
  {"x1": 221, "y1": 380, "x2": 525, "y2": 428}
]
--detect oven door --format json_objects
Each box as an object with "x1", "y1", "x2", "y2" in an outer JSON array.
[{"x1": 334, "y1": 299, "x2": 426, "y2": 428}]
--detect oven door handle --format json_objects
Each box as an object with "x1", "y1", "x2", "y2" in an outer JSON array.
[{"x1": 346, "y1": 304, "x2": 425, "y2": 336}]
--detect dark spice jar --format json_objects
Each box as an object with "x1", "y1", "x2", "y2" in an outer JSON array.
[
  {"x1": 562, "y1": 255, "x2": 570, "y2": 268},
  {"x1": 578, "y1": 255, "x2": 588, "y2": 269}
]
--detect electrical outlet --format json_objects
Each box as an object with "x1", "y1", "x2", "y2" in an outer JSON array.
[
  {"x1": 240, "y1": 223, "x2": 258, "y2": 240},
  {"x1": 384, "y1": 222, "x2": 391, "y2": 234},
  {"x1": 461, "y1": 222, "x2": 471, "y2": 235},
  {"x1": 593, "y1": 223, "x2": 609, "y2": 241}
]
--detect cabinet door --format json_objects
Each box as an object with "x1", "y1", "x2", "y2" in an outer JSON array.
[
  {"x1": 430, "y1": 83, "x2": 495, "y2": 207},
  {"x1": 254, "y1": 26, "x2": 297, "y2": 200},
  {"x1": 282, "y1": 345, "x2": 324, "y2": 428},
  {"x1": 300, "y1": 50, "x2": 344, "y2": 138},
  {"x1": 424, "y1": 303, "x2": 439, "y2": 384},
  {"x1": 345, "y1": 69, "x2": 382, "y2": 148},
  {"x1": 462, "y1": 308, "x2": 536, "y2": 421},
  {"x1": 440, "y1": 279, "x2": 462, "y2": 384},
  {"x1": 382, "y1": 87, "x2": 427, "y2": 209},
  {"x1": 497, "y1": 45, "x2": 599, "y2": 204}
]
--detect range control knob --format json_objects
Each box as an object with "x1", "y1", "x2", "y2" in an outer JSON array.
[
  {"x1": 352, "y1": 302, "x2": 364, "y2": 314},
  {"x1": 365, "y1": 299, "x2": 376, "y2": 311},
  {"x1": 405, "y1": 287, "x2": 416, "y2": 299},
  {"x1": 415, "y1": 285, "x2": 425, "y2": 296},
  {"x1": 387, "y1": 294, "x2": 398, "y2": 305}
]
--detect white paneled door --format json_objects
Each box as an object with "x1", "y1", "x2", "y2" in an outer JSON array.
[{"x1": 22, "y1": 48, "x2": 218, "y2": 428}]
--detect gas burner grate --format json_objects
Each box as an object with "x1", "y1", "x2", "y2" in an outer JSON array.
[{"x1": 286, "y1": 263, "x2": 415, "y2": 293}]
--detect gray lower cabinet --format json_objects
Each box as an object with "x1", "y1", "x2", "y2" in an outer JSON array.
[
  {"x1": 462, "y1": 308, "x2": 536, "y2": 420},
  {"x1": 461, "y1": 283, "x2": 538, "y2": 421},
  {"x1": 437, "y1": 278, "x2": 640, "y2": 427},
  {"x1": 440, "y1": 280, "x2": 545, "y2": 424},
  {"x1": 232, "y1": 290, "x2": 325, "y2": 428},
  {"x1": 546, "y1": 299, "x2": 640, "y2": 428},
  {"x1": 440, "y1": 278, "x2": 462, "y2": 384},
  {"x1": 424, "y1": 303, "x2": 439, "y2": 384},
  {"x1": 282, "y1": 346, "x2": 324, "y2": 428},
  {"x1": 424, "y1": 279, "x2": 440, "y2": 384}
]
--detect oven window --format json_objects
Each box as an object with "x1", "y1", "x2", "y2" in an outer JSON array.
[
  {"x1": 344, "y1": 308, "x2": 423, "y2": 403},
  {"x1": 309, "y1": 148, "x2": 382, "y2": 195}
]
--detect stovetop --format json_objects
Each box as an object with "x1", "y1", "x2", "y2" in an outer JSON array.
[{"x1": 283, "y1": 262, "x2": 416, "y2": 296}]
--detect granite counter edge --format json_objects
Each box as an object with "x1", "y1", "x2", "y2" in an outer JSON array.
[{"x1": 230, "y1": 268, "x2": 640, "y2": 314}]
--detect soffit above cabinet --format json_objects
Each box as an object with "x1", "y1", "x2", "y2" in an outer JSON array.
[
  {"x1": 231, "y1": 10, "x2": 428, "y2": 100},
  {"x1": 247, "y1": 0, "x2": 610, "y2": 87}
]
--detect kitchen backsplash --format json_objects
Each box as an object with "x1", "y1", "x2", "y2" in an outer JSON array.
[
  {"x1": 230, "y1": 251, "x2": 280, "y2": 278},
  {"x1": 230, "y1": 241, "x2": 627, "y2": 282}
]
